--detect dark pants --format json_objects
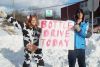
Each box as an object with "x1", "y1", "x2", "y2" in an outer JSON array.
[{"x1": 68, "y1": 49, "x2": 86, "y2": 67}]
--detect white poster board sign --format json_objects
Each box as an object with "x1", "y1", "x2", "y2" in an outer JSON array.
[{"x1": 39, "y1": 20, "x2": 74, "y2": 50}]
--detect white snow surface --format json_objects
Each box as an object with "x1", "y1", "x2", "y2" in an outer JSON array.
[{"x1": 0, "y1": 26, "x2": 100, "y2": 67}]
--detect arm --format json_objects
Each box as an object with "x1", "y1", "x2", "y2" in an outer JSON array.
[
  {"x1": 74, "y1": 23, "x2": 89, "y2": 38},
  {"x1": 6, "y1": 15, "x2": 24, "y2": 29},
  {"x1": 0, "y1": 10, "x2": 24, "y2": 29},
  {"x1": 78, "y1": 24, "x2": 88, "y2": 38}
]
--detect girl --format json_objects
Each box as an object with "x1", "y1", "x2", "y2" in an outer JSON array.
[
  {"x1": 0, "y1": 11, "x2": 44, "y2": 67},
  {"x1": 68, "y1": 8, "x2": 89, "y2": 67}
]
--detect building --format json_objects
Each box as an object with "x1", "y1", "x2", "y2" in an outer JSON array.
[
  {"x1": 61, "y1": 0, "x2": 88, "y2": 20},
  {"x1": 61, "y1": 0, "x2": 100, "y2": 23},
  {"x1": 61, "y1": 0, "x2": 100, "y2": 32}
]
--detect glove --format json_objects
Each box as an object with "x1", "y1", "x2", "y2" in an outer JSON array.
[
  {"x1": 26, "y1": 42, "x2": 38, "y2": 52},
  {"x1": 74, "y1": 24, "x2": 81, "y2": 32},
  {"x1": 0, "y1": 10, "x2": 7, "y2": 18}
]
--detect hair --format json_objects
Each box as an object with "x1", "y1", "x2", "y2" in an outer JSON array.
[
  {"x1": 26, "y1": 15, "x2": 39, "y2": 28},
  {"x1": 75, "y1": 8, "x2": 84, "y2": 22}
]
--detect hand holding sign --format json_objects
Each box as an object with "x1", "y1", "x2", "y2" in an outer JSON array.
[
  {"x1": 26, "y1": 42, "x2": 38, "y2": 52},
  {"x1": 74, "y1": 24, "x2": 81, "y2": 32}
]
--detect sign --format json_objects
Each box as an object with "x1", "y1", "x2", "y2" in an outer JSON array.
[
  {"x1": 45, "y1": 10, "x2": 53, "y2": 17},
  {"x1": 39, "y1": 20, "x2": 74, "y2": 50},
  {"x1": 87, "y1": 0, "x2": 99, "y2": 11}
]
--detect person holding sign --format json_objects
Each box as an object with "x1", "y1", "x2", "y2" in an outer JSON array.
[
  {"x1": 68, "y1": 8, "x2": 91, "y2": 67},
  {"x1": 0, "y1": 10, "x2": 44, "y2": 67}
]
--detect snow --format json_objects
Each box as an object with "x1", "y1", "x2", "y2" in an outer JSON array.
[{"x1": 0, "y1": 26, "x2": 100, "y2": 67}]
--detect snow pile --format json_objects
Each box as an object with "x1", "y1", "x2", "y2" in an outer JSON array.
[
  {"x1": 86, "y1": 34, "x2": 100, "y2": 67},
  {"x1": 0, "y1": 27, "x2": 24, "y2": 67},
  {"x1": 0, "y1": 26, "x2": 100, "y2": 67}
]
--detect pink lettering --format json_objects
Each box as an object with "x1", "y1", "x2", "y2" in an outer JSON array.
[
  {"x1": 64, "y1": 39, "x2": 69, "y2": 47},
  {"x1": 68, "y1": 22, "x2": 74, "y2": 30},
  {"x1": 65, "y1": 30, "x2": 70, "y2": 37},
  {"x1": 46, "y1": 39, "x2": 51, "y2": 47},
  {"x1": 41, "y1": 39, "x2": 45, "y2": 47},
  {"x1": 48, "y1": 21, "x2": 52, "y2": 28},
  {"x1": 41, "y1": 20, "x2": 47, "y2": 28},
  {"x1": 60, "y1": 30, "x2": 64, "y2": 36},
  {"x1": 59, "y1": 40, "x2": 63, "y2": 47},
  {"x1": 52, "y1": 39, "x2": 57, "y2": 47},
  {"x1": 43, "y1": 29, "x2": 49, "y2": 37},
  {"x1": 51, "y1": 29, "x2": 55, "y2": 37}
]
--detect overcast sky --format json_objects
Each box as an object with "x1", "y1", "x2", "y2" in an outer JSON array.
[
  {"x1": 0, "y1": 0, "x2": 83, "y2": 16},
  {"x1": 0, "y1": 0, "x2": 83, "y2": 9}
]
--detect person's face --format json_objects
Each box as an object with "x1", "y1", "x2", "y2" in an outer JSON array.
[
  {"x1": 78, "y1": 12, "x2": 83, "y2": 19},
  {"x1": 76, "y1": 12, "x2": 83, "y2": 24},
  {"x1": 31, "y1": 17, "x2": 37, "y2": 27}
]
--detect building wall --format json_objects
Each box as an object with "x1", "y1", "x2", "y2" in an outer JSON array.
[{"x1": 61, "y1": 3, "x2": 80, "y2": 20}]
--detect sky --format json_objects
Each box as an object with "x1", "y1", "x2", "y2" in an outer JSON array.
[
  {"x1": 0, "y1": 0, "x2": 83, "y2": 9},
  {"x1": 0, "y1": 0, "x2": 83, "y2": 17}
]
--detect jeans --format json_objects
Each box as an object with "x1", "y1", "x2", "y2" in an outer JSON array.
[{"x1": 68, "y1": 49, "x2": 86, "y2": 67}]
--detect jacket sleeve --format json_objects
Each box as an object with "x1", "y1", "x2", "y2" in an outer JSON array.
[
  {"x1": 6, "y1": 15, "x2": 24, "y2": 29},
  {"x1": 78, "y1": 23, "x2": 89, "y2": 38}
]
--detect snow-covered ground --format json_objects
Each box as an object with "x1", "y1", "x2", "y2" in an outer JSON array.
[{"x1": 0, "y1": 23, "x2": 100, "y2": 67}]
